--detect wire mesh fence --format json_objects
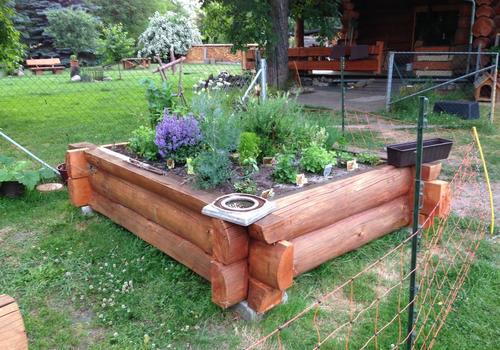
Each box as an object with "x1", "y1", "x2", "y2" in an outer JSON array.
[
  {"x1": 0, "y1": 61, "x2": 255, "y2": 125},
  {"x1": 386, "y1": 51, "x2": 499, "y2": 121},
  {"x1": 242, "y1": 109, "x2": 492, "y2": 350}
]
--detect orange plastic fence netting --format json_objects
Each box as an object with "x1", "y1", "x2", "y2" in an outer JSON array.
[{"x1": 243, "y1": 118, "x2": 490, "y2": 350}]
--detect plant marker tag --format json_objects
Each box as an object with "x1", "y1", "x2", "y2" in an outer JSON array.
[
  {"x1": 323, "y1": 163, "x2": 333, "y2": 177},
  {"x1": 261, "y1": 188, "x2": 275, "y2": 199},
  {"x1": 296, "y1": 174, "x2": 308, "y2": 187},
  {"x1": 166, "y1": 159, "x2": 175, "y2": 170},
  {"x1": 186, "y1": 158, "x2": 194, "y2": 175},
  {"x1": 347, "y1": 159, "x2": 358, "y2": 172}
]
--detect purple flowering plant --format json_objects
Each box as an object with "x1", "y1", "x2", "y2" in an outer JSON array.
[{"x1": 155, "y1": 109, "x2": 203, "y2": 160}]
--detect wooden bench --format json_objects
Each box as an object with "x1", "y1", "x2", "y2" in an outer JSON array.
[
  {"x1": 26, "y1": 58, "x2": 64, "y2": 75},
  {"x1": 121, "y1": 58, "x2": 151, "y2": 70},
  {"x1": 244, "y1": 41, "x2": 385, "y2": 75},
  {"x1": 0, "y1": 295, "x2": 28, "y2": 350}
]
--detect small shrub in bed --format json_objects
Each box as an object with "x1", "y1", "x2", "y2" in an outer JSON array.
[
  {"x1": 129, "y1": 126, "x2": 158, "y2": 160},
  {"x1": 300, "y1": 144, "x2": 336, "y2": 174},
  {"x1": 155, "y1": 110, "x2": 203, "y2": 164},
  {"x1": 192, "y1": 150, "x2": 231, "y2": 189},
  {"x1": 238, "y1": 132, "x2": 261, "y2": 163},
  {"x1": 273, "y1": 153, "x2": 297, "y2": 184}
]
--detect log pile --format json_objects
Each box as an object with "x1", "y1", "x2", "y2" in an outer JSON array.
[
  {"x1": 472, "y1": 0, "x2": 499, "y2": 49},
  {"x1": 66, "y1": 144, "x2": 451, "y2": 314}
]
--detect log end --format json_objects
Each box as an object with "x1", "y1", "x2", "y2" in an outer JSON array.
[
  {"x1": 211, "y1": 260, "x2": 248, "y2": 308},
  {"x1": 247, "y1": 278, "x2": 284, "y2": 314}
]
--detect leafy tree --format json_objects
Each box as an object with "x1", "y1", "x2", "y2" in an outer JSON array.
[
  {"x1": 97, "y1": 23, "x2": 135, "y2": 64},
  {"x1": 218, "y1": 0, "x2": 340, "y2": 88},
  {"x1": 44, "y1": 7, "x2": 100, "y2": 57},
  {"x1": 201, "y1": 1, "x2": 232, "y2": 43},
  {"x1": 86, "y1": 0, "x2": 173, "y2": 39},
  {"x1": 138, "y1": 11, "x2": 201, "y2": 58},
  {"x1": 0, "y1": 0, "x2": 24, "y2": 72}
]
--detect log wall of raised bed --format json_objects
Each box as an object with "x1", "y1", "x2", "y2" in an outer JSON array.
[{"x1": 66, "y1": 144, "x2": 447, "y2": 314}]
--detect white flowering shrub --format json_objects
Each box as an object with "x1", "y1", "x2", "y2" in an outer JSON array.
[{"x1": 138, "y1": 11, "x2": 202, "y2": 57}]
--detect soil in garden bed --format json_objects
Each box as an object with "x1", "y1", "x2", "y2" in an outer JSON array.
[{"x1": 110, "y1": 145, "x2": 375, "y2": 198}]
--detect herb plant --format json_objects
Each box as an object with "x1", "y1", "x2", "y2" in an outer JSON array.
[
  {"x1": 357, "y1": 153, "x2": 380, "y2": 165},
  {"x1": 0, "y1": 156, "x2": 54, "y2": 190},
  {"x1": 238, "y1": 132, "x2": 261, "y2": 163},
  {"x1": 141, "y1": 79, "x2": 176, "y2": 128},
  {"x1": 234, "y1": 178, "x2": 257, "y2": 195},
  {"x1": 192, "y1": 150, "x2": 231, "y2": 189},
  {"x1": 300, "y1": 144, "x2": 336, "y2": 173},
  {"x1": 128, "y1": 126, "x2": 158, "y2": 160},
  {"x1": 155, "y1": 110, "x2": 203, "y2": 163},
  {"x1": 273, "y1": 153, "x2": 297, "y2": 184}
]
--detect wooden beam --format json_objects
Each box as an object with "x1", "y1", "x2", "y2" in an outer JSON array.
[
  {"x1": 66, "y1": 149, "x2": 90, "y2": 179},
  {"x1": 211, "y1": 220, "x2": 249, "y2": 265},
  {"x1": 250, "y1": 166, "x2": 412, "y2": 244},
  {"x1": 211, "y1": 260, "x2": 248, "y2": 308},
  {"x1": 68, "y1": 177, "x2": 91, "y2": 207},
  {"x1": 421, "y1": 162, "x2": 442, "y2": 181},
  {"x1": 89, "y1": 170, "x2": 214, "y2": 253},
  {"x1": 248, "y1": 240, "x2": 294, "y2": 290},
  {"x1": 84, "y1": 147, "x2": 215, "y2": 212},
  {"x1": 247, "y1": 278, "x2": 284, "y2": 313},
  {"x1": 90, "y1": 192, "x2": 212, "y2": 280},
  {"x1": 292, "y1": 195, "x2": 411, "y2": 276}
]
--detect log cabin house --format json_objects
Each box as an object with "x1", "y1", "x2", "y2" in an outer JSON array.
[{"x1": 245, "y1": 0, "x2": 500, "y2": 76}]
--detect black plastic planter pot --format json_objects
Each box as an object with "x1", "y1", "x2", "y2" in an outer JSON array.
[
  {"x1": 386, "y1": 138, "x2": 453, "y2": 168},
  {"x1": 0, "y1": 181, "x2": 26, "y2": 198}
]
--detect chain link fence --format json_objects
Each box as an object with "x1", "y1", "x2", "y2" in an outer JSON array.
[
  {"x1": 0, "y1": 61, "x2": 255, "y2": 126},
  {"x1": 385, "y1": 51, "x2": 499, "y2": 122}
]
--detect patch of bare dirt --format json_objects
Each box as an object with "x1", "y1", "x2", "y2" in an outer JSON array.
[{"x1": 452, "y1": 181, "x2": 500, "y2": 226}]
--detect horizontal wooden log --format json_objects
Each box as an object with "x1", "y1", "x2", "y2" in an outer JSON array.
[
  {"x1": 68, "y1": 177, "x2": 91, "y2": 207},
  {"x1": 250, "y1": 165, "x2": 412, "y2": 244},
  {"x1": 90, "y1": 192, "x2": 212, "y2": 280},
  {"x1": 211, "y1": 260, "x2": 248, "y2": 308},
  {"x1": 211, "y1": 220, "x2": 249, "y2": 265},
  {"x1": 89, "y1": 170, "x2": 213, "y2": 253},
  {"x1": 477, "y1": 5, "x2": 495, "y2": 18},
  {"x1": 247, "y1": 278, "x2": 284, "y2": 314},
  {"x1": 292, "y1": 195, "x2": 411, "y2": 276},
  {"x1": 68, "y1": 142, "x2": 97, "y2": 150},
  {"x1": 473, "y1": 17, "x2": 495, "y2": 37},
  {"x1": 249, "y1": 240, "x2": 293, "y2": 290},
  {"x1": 85, "y1": 147, "x2": 215, "y2": 212},
  {"x1": 66, "y1": 149, "x2": 90, "y2": 179},
  {"x1": 289, "y1": 59, "x2": 379, "y2": 72}
]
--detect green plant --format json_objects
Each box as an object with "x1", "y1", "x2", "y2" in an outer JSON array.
[
  {"x1": 44, "y1": 7, "x2": 100, "y2": 56},
  {"x1": 273, "y1": 153, "x2": 297, "y2": 184},
  {"x1": 338, "y1": 151, "x2": 354, "y2": 165},
  {"x1": 128, "y1": 126, "x2": 158, "y2": 160},
  {"x1": 300, "y1": 144, "x2": 336, "y2": 173},
  {"x1": 238, "y1": 132, "x2": 261, "y2": 163},
  {"x1": 357, "y1": 153, "x2": 380, "y2": 165},
  {"x1": 97, "y1": 23, "x2": 135, "y2": 65},
  {"x1": 192, "y1": 91, "x2": 241, "y2": 152},
  {"x1": 0, "y1": 156, "x2": 54, "y2": 190},
  {"x1": 192, "y1": 150, "x2": 231, "y2": 189},
  {"x1": 141, "y1": 79, "x2": 176, "y2": 128},
  {"x1": 234, "y1": 178, "x2": 257, "y2": 194},
  {"x1": 0, "y1": 0, "x2": 25, "y2": 73}
]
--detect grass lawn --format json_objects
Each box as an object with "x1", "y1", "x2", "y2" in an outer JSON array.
[{"x1": 0, "y1": 69, "x2": 499, "y2": 349}]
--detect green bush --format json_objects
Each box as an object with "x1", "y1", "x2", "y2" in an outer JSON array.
[
  {"x1": 140, "y1": 79, "x2": 177, "y2": 128},
  {"x1": 239, "y1": 95, "x2": 336, "y2": 156},
  {"x1": 128, "y1": 126, "x2": 158, "y2": 160},
  {"x1": 193, "y1": 150, "x2": 231, "y2": 189},
  {"x1": 273, "y1": 153, "x2": 297, "y2": 184},
  {"x1": 238, "y1": 132, "x2": 261, "y2": 163},
  {"x1": 300, "y1": 144, "x2": 336, "y2": 173},
  {"x1": 191, "y1": 92, "x2": 241, "y2": 152},
  {"x1": 357, "y1": 153, "x2": 380, "y2": 165}
]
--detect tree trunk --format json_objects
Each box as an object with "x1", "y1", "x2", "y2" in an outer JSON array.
[
  {"x1": 267, "y1": 0, "x2": 289, "y2": 88},
  {"x1": 294, "y1": 17, "x2": 304, "y2": 47}
]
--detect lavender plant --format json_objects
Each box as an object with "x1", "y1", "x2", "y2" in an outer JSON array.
[{"x1": 155, "y1": 110, "x2": 203, "y2": 163}]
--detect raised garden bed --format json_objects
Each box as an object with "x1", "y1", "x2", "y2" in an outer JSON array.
[{"x1": 65, "y1": 141, "x2": 451, "y2": 314}]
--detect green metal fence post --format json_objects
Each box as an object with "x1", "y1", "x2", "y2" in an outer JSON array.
[
  {"x1": 406, "y1": 96, "x2": 428, "y2": 350},
  {"x1": 341, "y1": 56, "x2": 346, "y2": 135}
]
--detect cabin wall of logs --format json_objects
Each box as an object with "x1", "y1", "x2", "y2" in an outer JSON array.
[{"x1": 66, "y1": 143, "x2": 450, "y2": 314}]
